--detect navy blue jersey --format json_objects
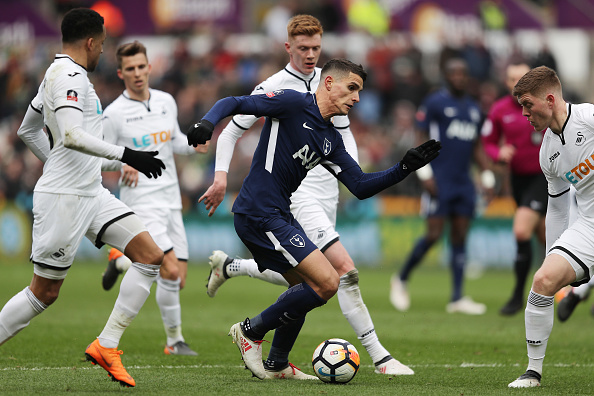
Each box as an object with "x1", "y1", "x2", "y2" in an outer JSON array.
[
  {"x1": 416, "y1": 88, "x2": 482, "y2": 189},
  {"x1": 203, "y1": 89, "x2": 409, "y2": 216}
]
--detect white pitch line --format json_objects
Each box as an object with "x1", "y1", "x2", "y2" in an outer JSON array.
[{"x1": 2, "y1": 362, "x2": 594, "y2": 372}]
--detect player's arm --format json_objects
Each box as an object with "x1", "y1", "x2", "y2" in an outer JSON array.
[
  {"x1": 17, "y1": 102, "x2": 50, "y2": 163},
  {"x1": 545, "y1": 186, "x2": 570, "y2": 253},
  {"x1": 473, "y1": 137, "x2": 496, "y2": 198},
  {"x1": 481, "y1": 110, "x2": 509, "y2": 163},
  {"x1": 199, "y1": 114, "x2": 258, "y2": 216},
  {"x1": 326, "y1": 139, "x2": 441, "y2": 199},
  {"x1": 100, "y1": 113, "x2": 124, "y2": 172},
  {"x1": 333, "y1": 115, "x2": 359, "y2": 164}
]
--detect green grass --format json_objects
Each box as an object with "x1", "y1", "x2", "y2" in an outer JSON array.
[{"x1": 1, "y1": 260, "x2": 593, "y2": 395}]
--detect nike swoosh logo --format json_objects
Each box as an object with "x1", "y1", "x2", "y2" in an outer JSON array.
[
  {"x1": 96, "y1": 348, "x2": 113, "y2": 368},
  {"x1": 303, "y1": 122, "x2": 313, "y2": 130},
  {"x1": 193, "y1": 123, "x2": 199, "y2": 129},
  {"x1": 317, "y1": 367, "x2": 344, "y2": 377}
]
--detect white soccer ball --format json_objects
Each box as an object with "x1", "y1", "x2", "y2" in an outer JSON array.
[{"x1": 312, "y1": 338, "x2": 360, "y2": 383}]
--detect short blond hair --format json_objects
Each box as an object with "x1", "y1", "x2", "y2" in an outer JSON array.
[
  {"x1": 512, "y1": 66, "x2": 561, "y2": 98},
  {"x1": 287, "y1": 14, "x2": 323, "y2": 39}
]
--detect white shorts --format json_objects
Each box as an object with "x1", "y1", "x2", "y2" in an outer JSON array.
[
  {"x1": 31, "y1": 189, "x2": 146, "y2": 280},
  {"x1": 548, "y1": 216, "x2": 594, "y2": 284},
  {"x1": 131, "y1": 206, "x2": 188, "y2": 260},
  {"x1": 290, "y1": 198, "x2": 339, "y2": 252}
]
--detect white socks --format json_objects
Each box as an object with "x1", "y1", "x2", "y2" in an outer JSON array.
[
  {"x1": 98, "y1": 262, "x2": 159, "y2": 348},
  {"x1": 227, "y1": 258, "x2": 289, "y2": 287},
  {"x1": 156, "y1": 275, "x2": 184, "y2": 346},
  {"x1": 573, "y1": 278, "x2": 594, "y2": 299},
  {"x1": 337, "y1": 269, "x2": 390, "y2": 364},
  {"x1": 115, "y1": 254, "x2": 132, "y2": 272},
  {"x1": 525, "y1": 290, "x2": 554, "y2": 375},
  {"x1": 0, "y1": 287, "x2": 47, "y2": 346}
]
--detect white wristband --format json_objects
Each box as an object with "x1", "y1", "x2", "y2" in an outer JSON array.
[
  {"x1": 416, "y1": 164, "x2": 433, "y2": 181},
  {"x1": 481, "y1": 169, "x2": 496, "y2": 189}
]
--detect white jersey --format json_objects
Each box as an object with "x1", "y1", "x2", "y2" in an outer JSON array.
[
  {"x1": 540, "y1": 103, "x2": 594, "y2": 222},
  {"x1": 102, "y1": 89, "x2": 194, "y2": 210},
  {"x1": 215, "y1": 63, "x2": 358, "y2": 205},
  {"x1": 34, "y1": 55, "x2": 104, "y2": 196}
]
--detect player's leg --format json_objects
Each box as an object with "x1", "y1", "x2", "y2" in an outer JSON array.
[
  {"x1": 206, "y1": 251, "x2": 288, "y2": 297},
  {"x1": 0, "y1": 192, "x2": 89, "y2": 346},
  {"x1": 392, "y1": 211, "x2": 444, "y2": 311},
  {"x1": 445, "y1": 214, "x2": 486, "y2": 315},
  {"x1": 101, "y1": 247, "x2": 132, "y2": 291},
  {"x1": 509, "y1": 253, "x2": 576, "y2": 388},
  {"x1": 230, "y1": 213, "x2": 337, "y2": 379},
  {"x1": 323, "y1": 241, "x2": 414, "y2": 375},
  {"x1": 557, "y1": 275, "x2": 594, "y2": 322},
  {"x1": 155, "y1": 209, "x2": 197, "y2": 355},
  {"x1": 84, "y1": 190, "x2": 163, "y2": 387}
]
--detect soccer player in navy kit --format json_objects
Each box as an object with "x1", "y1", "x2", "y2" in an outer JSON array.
[
  {"x1": 390, "y1": 58, "x2": 493, "y2": 315},
  {"x1": 186, "y1": 59, "x2": 441, "y2": 379}
]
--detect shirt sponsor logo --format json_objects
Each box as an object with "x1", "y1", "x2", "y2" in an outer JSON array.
[
  {"x1": 292, "y1": 144, "x2": 321, "y2": 170},
  {"x1": 133, "y1": 129, "x2": 172, "y2": 147},
  {"x1": 565, "y1": 153, "x2": 594, "y2": 184},
  {"x1": 290, "y1": 234, "x2": 305, "y2": 247},
  {"x1": 66, "y1": 90, "x2": 78, "y2": 102}
]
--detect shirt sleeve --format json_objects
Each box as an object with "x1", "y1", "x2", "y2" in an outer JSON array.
[
  {"x1": 481, "y1": 109, "x2": 502, "y2": 162},
  {"x1": 101, "y1": 109, "x2": 123, "y2": 171}
]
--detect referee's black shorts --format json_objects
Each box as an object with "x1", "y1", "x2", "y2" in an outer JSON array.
[{"x1": 511, "y1": 172, "x2": 548, "y2": 215}]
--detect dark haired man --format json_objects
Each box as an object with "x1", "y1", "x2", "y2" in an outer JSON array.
[
  {"x1": 187, "y1": 58, "x2": 441, "y2": 379},
  {"x1": 5, "y1": 8, "x2": 165, "y2": 388}
]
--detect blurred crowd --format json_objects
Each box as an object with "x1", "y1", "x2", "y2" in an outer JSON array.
[{"x1": 0, "y1": 1, "x2": 566, "y2": 216}]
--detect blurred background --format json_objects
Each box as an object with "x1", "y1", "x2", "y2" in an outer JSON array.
[{"x1": 0, "y1": 0, "x2": 591, "y2": 269}]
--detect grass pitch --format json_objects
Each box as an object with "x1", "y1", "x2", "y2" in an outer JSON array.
[{"x1": 1, "y1": 259, "x2": 593, "y2": 395}]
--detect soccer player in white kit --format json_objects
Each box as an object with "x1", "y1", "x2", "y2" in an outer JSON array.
[
  {"x1": 199, "y1": 14, "x2": 414, "y2": 377},
  {"x1": 100, "y1": 41, "x2": 208, "y2": 356},
  {"x1": 508, "y1": 66, "x2": 594, "y2": 388},
  {"x1": 0, "y1": 9, "x2": 166, "y2": 388}
]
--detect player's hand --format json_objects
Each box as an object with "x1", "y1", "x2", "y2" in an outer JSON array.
[
  {"x1": 401, "y1": 139, "x2": 441, "y2": 173},
  {"x1": 198, "y1": 171, "x2": 227, "y2": 217},
  {"x1": 194, "y1": 140, "x2": 210, "y2": 154},
  {"x1": 121, "y1": 164, "x2": 139, "y2": 187},
  {"x1": 498, "y1": 144, "x2": 515, "y2": 164},
  {"x1": 121, "y1": 147, "x2": 166, "y2": 179},
  {"x1": 187, "y1": 120, "x2": 214, "y2": 147}
]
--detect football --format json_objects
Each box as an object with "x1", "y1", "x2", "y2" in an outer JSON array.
[{"x1": 312, "y1": 338, "x2": 360, "y2": 383}]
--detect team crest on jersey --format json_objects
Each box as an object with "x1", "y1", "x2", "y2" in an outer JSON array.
[
  {"x1": 323, "y1": 138, "x2": 331, "y2": 155},
  {"x1": 290, "y1": 234, "x2": 305, "y2": 248},
  {"x1": 444, "y1": 107, "x2": 457, "y2": 117},
  {"x1": 576, "y1": 131, "x2": 586, "y2": 146},
  {"x1": 317, "y1": 228, "x2": 325, "y2": 240},
  {"x1": 66, "y1": 89, "x2": 78, "y2": 102},
  {"x1": 266, "y1": 89, "x2": 284, "y2": 98}
]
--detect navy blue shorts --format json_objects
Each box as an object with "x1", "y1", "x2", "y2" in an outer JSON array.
[
  {"x1": 421, "y1": 183, "x2": 476, "y2": 218},
  {"x1": 234, "y1": 212, "x2": 318, "y2": 274}
]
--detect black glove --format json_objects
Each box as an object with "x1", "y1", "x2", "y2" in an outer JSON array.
[
  {"x1": 121, "y1": 147, "x2": 166, "y2": 179},
  {"x1": 400, "y1": 139, "x2": 442, "y2": 173},
  {"x1": 187, "y1": 119, "x2": 214, "y2": 147}
]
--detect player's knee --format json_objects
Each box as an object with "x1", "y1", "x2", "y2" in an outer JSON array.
[
  {"x1": 531, "y1": 271, "x2": 558, "y2": 296},
  {"x1": 159, "y1": 260, "x2": 179, "y2": 280},
  {"x1": 139, "y1": 247, "x2": 164, "y2": 266},
  {"x1": 318, "y1": 272, "x2": 340, "y2": 300},
  {"x1": 38, "y1": 288, "x2": 60, "y2": 306},
  {"x1": 513, "y1": 227, "x2": 532, "y2": 242},
  {"x1": 339, "y1": 269, "x2": 359, "y2": 289}
]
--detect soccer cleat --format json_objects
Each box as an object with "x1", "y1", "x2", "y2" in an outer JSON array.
[
  {"x1": 164, "y1": 341, "x2": 198, "y2": 356},
  {"x1": 374, "y1": 356, "x2": 414, "y2": 375},
  {"x1": 264, "y1": 362, "x2": 318, "y2": 380},
  {"x1": 446, "y1": 296, "x2": 486, "y2": 315},
  {"x1": 390, "y1": 275, "x2": 410, "y2": 312},
  {"x1": 557, "y1": 289, "x2": 582, "y2": 322},
  {"x1": 228, "y1": 321, "x2": 266, "y2": 379},
  {"x1": 508, "y1": 369, "x2": 541, "y2": 388},
  {"x1": 499, "y1": 298, "x2": 523, "y2": 316},
  {"x1": 102, "y1": 248, "x2": 125, "y2": 291},
  {"x1": 206, "y1": 250, "x2": 232, "y2": 297},
  {"x1": 85, "y1": 339, "x2": 135, "y2": 387}
]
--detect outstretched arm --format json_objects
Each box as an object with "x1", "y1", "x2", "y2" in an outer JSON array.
[{"x1": 332, "y1": 140, "x2": 441, "y2": 199}]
